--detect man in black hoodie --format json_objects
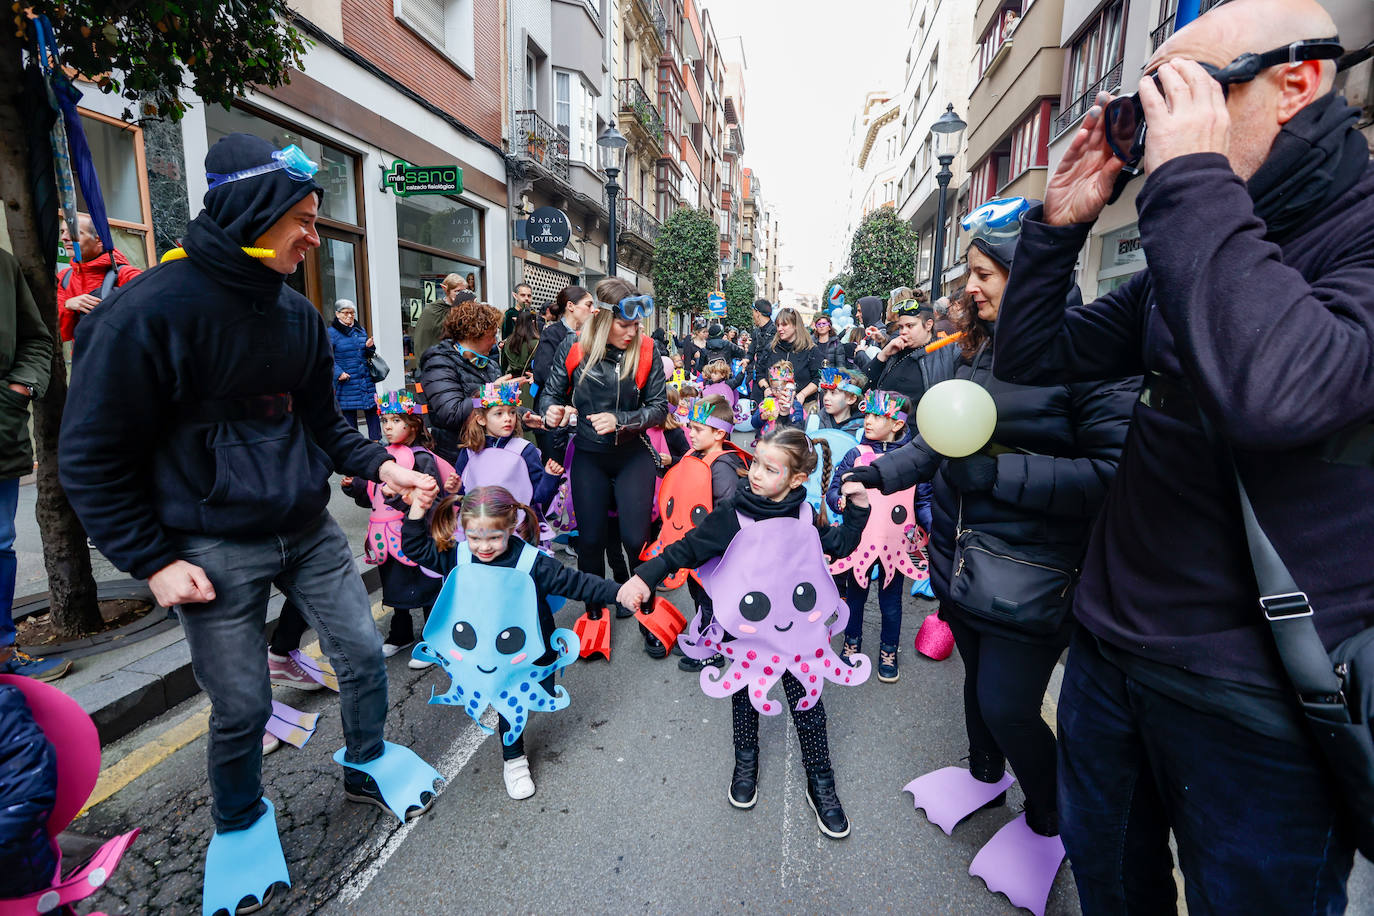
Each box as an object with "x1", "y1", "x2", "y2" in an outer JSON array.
[
  {"x1": 992, "y1": 2, "x2": 1373, "y2": 909},
  {"x1": 60, "y1": 135, "x2": 440, "y2": 862}
]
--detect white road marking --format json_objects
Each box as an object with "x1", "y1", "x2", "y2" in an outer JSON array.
[
  {"x1": 334, "y1": 709, "x2": 496, "y2": 906},
  {"x1": 778, "y1": 717, "x2": 813, "y2": 889}
]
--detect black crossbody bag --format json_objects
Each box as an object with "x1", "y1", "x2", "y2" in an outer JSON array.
[{"x1": 1197, "y1": 407, "x2": 1374, "y2": 858}]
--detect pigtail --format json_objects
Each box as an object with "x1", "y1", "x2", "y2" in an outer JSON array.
[
  {"x1": 810, "y1": 437, "x2": 833, "y2": 529},
  {"x1": 511, "y1": 500, "x2": 544, "y2": 544},
  {"x1": 430, "y1": 495, "x2": 460, "y2": 552}
]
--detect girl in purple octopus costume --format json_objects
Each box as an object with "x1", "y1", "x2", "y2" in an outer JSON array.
[{"x1": 620, "y1": 428, "x2": 872, "y2": 839}]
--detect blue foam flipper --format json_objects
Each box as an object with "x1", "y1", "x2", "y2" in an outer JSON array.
[
  {"x1": 333, "y1": 741, "x2": 443, "y2": 822},
  {"x1": 202, "y1": 797, "x2": 290, "y2": 916},
  {"x1": 911, "y1": 576, "x2": 935, "y2": 598}
]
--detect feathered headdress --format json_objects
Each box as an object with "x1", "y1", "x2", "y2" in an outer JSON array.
[
  {"x1": 860, "y1": 390, "x2": 909, "y2": 422},
  {"x1": 818, "y1": 366, "x2": 863, "y2": 397},
  {"x1": 767, "y1": 361, "x2": 794, "y2": 388},
  {"x1": 472, "y1": 380, "x2": 522, "y2": 408},
  {"x1": 686, "y1": 397, "x2": 735, "y2": 432},
  {"x1": 376, "y1": 389, "x2": 419, "y2": 415}
]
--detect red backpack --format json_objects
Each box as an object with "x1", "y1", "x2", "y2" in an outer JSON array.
[{"x1": 562, "y1": 335, "x2": 657, "y2": 394}]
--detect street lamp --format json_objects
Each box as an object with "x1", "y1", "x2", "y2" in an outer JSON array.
[
  {"x1": 928, "y1": 103, "x2": 967, "y2": 303},
  {"x1": 597, "y1": 125, "x2": 628, "y2": 278}
]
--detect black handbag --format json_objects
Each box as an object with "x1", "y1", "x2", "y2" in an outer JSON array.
[
  {"x1": 1223, "y1": 456, "x2": 1374, "y2": 858},
  {"x1": 948, "y1": 498, "x2": 1078, "y2": 636},
  {"x1": 367, "y1": 353, "x2": 390, "y2": 384}
]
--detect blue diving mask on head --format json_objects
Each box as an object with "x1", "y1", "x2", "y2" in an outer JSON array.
[
  {"x1": 206, "y1": 144, "x2": 320, "y2": 191},
  {"x1": 597, "y1": 295, "x2": 655, "y2": 321}
]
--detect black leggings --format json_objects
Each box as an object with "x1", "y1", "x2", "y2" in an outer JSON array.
[
  {"x1": 946, "y1": 613, "x2": 1062, "y2": 816},
  {"x1": 269, "y1": 601, "x2": 310, "y2": 656},
  {"x1": 570, "y1": 444, "x2": 657, "y2": 610},
  {"x1": 497, "y1": 672, "x2": 554, "y2": 760},
  {"x1": 731, "y1": 672, "x2": 832, "y2": 772}
]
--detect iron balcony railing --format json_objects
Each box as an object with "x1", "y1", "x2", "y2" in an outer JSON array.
[
  {"x1": 1053, "y1": 60, "x2": 1124, "y2": 138},
  {"x1": 618, "y1": 78, "x2": 665, "y2": 145},
  {"x1": 1150, "y1": 17, "x2": 1175, "y2": 51},
  {"x1": 637, "y1": 0, "x2": 666, "y2": 43},
  {"x1": 513, "y1": 110, "x2": 570, "y2": 183},
  {"x1": 621, "y1": 196, "x2": 661, "y2": 242}
]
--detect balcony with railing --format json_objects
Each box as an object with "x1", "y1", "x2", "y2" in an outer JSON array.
[
  {"x1": 513, "y1": 110, "x2": 570, "y2": 184},
  {"x1": 1150, "y1": 17, "x2": 1175, "y2": 51},
  {"x1": 618, "y1": 78, "x2": 665, "y2": 150},
  {"x1": 620, "y1": 196, "x2": 661, "y2": 243},
  {"x1": 635, "y1": 0, "x2": 667, "y2": 48},
  {"x1": 1053, "y1": 60, "x2": 1124, "y2": 139}
]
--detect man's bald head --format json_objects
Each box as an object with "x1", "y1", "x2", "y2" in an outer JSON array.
[{"x1": 1143, "y1": 0, "x2": 1341, "y2": 180}]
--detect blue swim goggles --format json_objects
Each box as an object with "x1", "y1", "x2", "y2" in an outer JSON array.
[
  {"x1": 456, "y1": 344, "x2": 492, "y2": 369},
  {"x1": 206, "y1": 144, "x2": 320, "y2": 191},
  {"x1": 597, "y1": 295, "x2": 655, "y2": 321},
  {"x1": 960, "y1": 197, "x2": 1031, "y2": 247}
]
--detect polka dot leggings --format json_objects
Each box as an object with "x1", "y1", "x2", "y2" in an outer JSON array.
[{"x1": 731, "y1": 672, "x2": 832, "y2": 771}]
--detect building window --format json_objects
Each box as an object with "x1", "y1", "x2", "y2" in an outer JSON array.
[
  {"x1": 205, "y1": 104, "x2": 368, "y2": 321},
  {"x1": 1007, "y1": 100, "x2": 1055, "y2": 183},
  {"x1": 73, "y1": 111, "x2": 155, "y2": 269},
  {"x1": 1067, "y1": 0, "x2": 1127, "y2": 106},
  {"x1": 927, "y1": 47, "x2": 938, "y2": 94},
  {"x1": 396, "y1": 194, "x2": 485, "y2": 376},
  {"x1": 555, "y1": 71, "x2": 572, "y2": 137},
  {"x1": 394, "y1": 0, "x2": 475, "y2": 75},
  {"x1": 976, "y1": 2, "x2": 1027, "y2": 78}
]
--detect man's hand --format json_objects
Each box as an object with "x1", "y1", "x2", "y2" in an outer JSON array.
[
  {"x1": 587, "y1": 412, "x2": 618, "y2": 435},
  {"x1": 1139, "y1": 59, "x2": 1229, "y2": 173},
  {"x1": 378, "y1": 459, "x2": 439, "y2": 506},
  {"x1": 64, "y1": 293, "x2": 101, "y2": 314},
  {"x1": 843, "y1": 464, "x2": 883, "y2": 490},
  {"x1": 840, "y1": 480, "x2": 870, "y2": 509},
  {"x1": 545, "y1": 459, "x2": 564, "y2": 476},
  {"x1": 340, "y1": 476, "x2": 354, "y2": 489},
  {"x1": 149, "y1": 560, "x2": 216, "y2": 607},
  {"x1": 1043, "y1": 91, "x2": 1125, "y2": 226},
  {"x1": 409, "y1": 485, "x2": 438, "y2": 512},
  {"x1": 545, "y1": 405, "x2": 568, "y2": 428},
  {"x1": 618, "y1": 575, "x2": 651, "y2": 610},
  {"x1": 7, "y1": 383, "x2": 31, "y2": 398}
]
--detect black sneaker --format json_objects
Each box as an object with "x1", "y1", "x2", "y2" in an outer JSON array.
[
  {"x1": 678, "y1": 653, "x2": 725, "y2": 672},
  {"x1": 729, "y1": 747, "x2": 759, "y2": 809},
  {"x1": 344, "y1": 772, "x2": 435, "y2": 820},
  {"x1": 804, "y1": 767, "x2": 851, "y2": 839},
  {"x1": 642, "y1": 630, "x2": 668, "y2": 659},
  {"x1": 878, "y1": 643, "x2": 899, "y2": 683}
]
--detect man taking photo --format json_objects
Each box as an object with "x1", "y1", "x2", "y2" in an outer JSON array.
[{"x1": 991, "y1": 0, "x2": 1373, "y2": 910}]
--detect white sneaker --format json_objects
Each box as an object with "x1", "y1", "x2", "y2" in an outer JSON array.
[
  {"x1": 407, "y1": 656, "x2": 436, "y2": 670},
  {"x1": 503, "y1": 755, "x2": 536, "y2": 800},
  {"x1": 262, "y1": 732, "x2": 281, "y2": 756},
  {"x1": 382, "y1": 642, "x2": 412, "y2": 658}
]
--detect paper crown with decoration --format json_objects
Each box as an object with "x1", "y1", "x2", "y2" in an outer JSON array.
[
  {"x1": 472, "y1": 380, "x2": 522, "y2": 408},
  {"x1": 767, "y1": 361, "x2": 795, "y2": 388},
  {"x1": 860, "y1": 390, "x2": 910, "y2": 422},
  {"x1": 818, "y1": 366, "x2": 863, "y2": 397},
  {"x1": 686, "y1": 397, "x2": 735, "y2": 432},
  {"x1": 376, "y1": 389, "x2": 419, "y2": 415}
]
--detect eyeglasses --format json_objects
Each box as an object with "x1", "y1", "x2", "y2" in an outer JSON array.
[
  {"x1": 206, "y1": 144, "x2": 320, "y2": 191},
  {"x1": 960, "y1": 197, "x2": 1031, "y2": 246},
  {"x1": 597, "y1": 295, "x2": 655, "y2": 321},
  {"x1": 456, "y1": 344, "x2": 492, "y2": 368},
  {"x1": 1104, "y1": 39, "x2": 1343, "y2": 174}
]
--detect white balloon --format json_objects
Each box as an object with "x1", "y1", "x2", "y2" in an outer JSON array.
[{"x1": 915, "y1": 379, "x2": 998, "y2": 458}]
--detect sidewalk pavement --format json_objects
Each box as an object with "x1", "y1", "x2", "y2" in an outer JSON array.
[{"x1": 14, "y1": 475, "x2": 377, "y2": 742}]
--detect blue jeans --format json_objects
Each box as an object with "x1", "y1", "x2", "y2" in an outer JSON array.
[
  {"x1": 842, "y1": 573, "x2": 904, "y2": 646},
  {"x1": 174, "y1": 512, "x2": 387, "y2": 832},
  {"x1": 0, "y1": 477, "x2": 18, "y2": 648},
  {"x1": 1058, "y1": 630, "x2": 1354, "y2": 915}
]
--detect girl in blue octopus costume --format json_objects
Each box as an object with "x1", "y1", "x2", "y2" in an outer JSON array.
[
  {"x1": 342, "y1": 389, "x2": 456, "y2": 660},
  {"x1": 401, "y1": 484, "x2": 623, "y2": 800},
  {"x1": 620, "y1": 428, "x2": 873, "y2": 840}
]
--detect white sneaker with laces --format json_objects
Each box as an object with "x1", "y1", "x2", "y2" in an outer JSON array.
[
  {"x1": 382, "y1": 642, "x2": 411, "y2": 658},
  {"x1": 407, "y1": 656, "x2": 436, "y2": 670},
  {"x1": 503, "y1": 755, "x2": 536, "y2": 799}
]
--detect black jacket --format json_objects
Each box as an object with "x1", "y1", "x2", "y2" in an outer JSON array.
[
  {"x1": 695, "y1": 332, "x2": 745, "y2": 373},
  {"x1": 60, "y1": 212, "x2": 389, "y2": 580},
  {"x1": 749, "y1": 319, "x2": 776, "y2": 358},
  {"x1": 994, "y1": 151, "x2": 1374, "y2": 686},
  {"x1": 530, "y1": 318, "x2": 573, "y2": 396},
  {"x1": 418, "y1": 340, "x2": 500, "y2": 461},
  {"x1": 812, "y1": 334, "x2": 848, "y2": 371},
  {"x1": 636, "y1": 484, "x2": 870, "y2": 589},
  {"x1": 868, "y1": 340, "x2": 960, "y2": 405},
  {"x1": 752, "y1": 339, "x2": 821, "y2": 399},
  {"x1": 536, "y1": 337, "x2": 669, "y2": 450},
  {"x1": 871, "y1": 337, "x2": 1138, "y2": 643}
]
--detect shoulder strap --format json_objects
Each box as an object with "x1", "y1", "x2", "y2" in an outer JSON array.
[
  {"x1": 100, "y1": 264, "x2": 119, "y2": 299},
  {"x1": 501, "y1": 437, "x2": 529, "y2": 455},
  {"x1": 59, "y1": 267, "x2": 73, "y2": 290},
  {"x1": 635, "y1": 336, "x2": 655, "y2": 388},
  {"x1": 457, "y1": 543, "x2": 473, "y2": 566},
  {"x1": 564, "y1": 342, "x2": 582, "y2": 378},
  {"x1": 515, "y1": 541, "x2": 539, "y2": 574}
]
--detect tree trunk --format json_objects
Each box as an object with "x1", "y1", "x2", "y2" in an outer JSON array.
[{"x1": 0, "y1": 29, "x2": 103, "y2": 637}]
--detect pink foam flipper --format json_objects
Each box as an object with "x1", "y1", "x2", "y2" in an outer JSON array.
[
  {"x1": 968, "y1": 813, "x2": 1066, "y2": 916},
  {"x1": 915, "y1": 613, "x2": 954, "y2": 660},
  {"x1": 903, "y1": 766, "x2": 1015, "y2": 836}
]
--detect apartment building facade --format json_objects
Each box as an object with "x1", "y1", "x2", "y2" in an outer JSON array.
[{"x1": 841, "y1": 91, "x2": 902, "y2": 248}]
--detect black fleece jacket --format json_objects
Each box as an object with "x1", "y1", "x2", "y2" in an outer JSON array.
[
  {"x1": 535, "y1": 337, "x2": 669, "y2": 450},
  {"x1": 60, "y1": 211, "x2": 388, "y2": 580},
  {"x1": 636, "y1": 484, "x2": 870, "y2": 589},
  {"x1": 993, "y1": 153, "x2": 1374, "y2": 686}
]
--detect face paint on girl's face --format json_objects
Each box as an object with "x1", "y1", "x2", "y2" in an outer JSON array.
[
  {"x1": 381, "y1": 414, "x2": 415, "y2": 445},
  {"x1": 863, "y1": 413, "x2": 903, "y2": 443},
  {"x1": 464, "y1": 523, "x2": 512, "y2": 562},
  {"x1": 687, "y1": 420, "x2": 726, "y2": 453},
  {"x1": 481, "y1": 405, "x2": 518, "y2": 438},
  {"x1": 748, "y1": 442, "x2": 807, "y2": 502},
  {"x1": 822, "y1": 389, "x2": 855, "y2": 419}
]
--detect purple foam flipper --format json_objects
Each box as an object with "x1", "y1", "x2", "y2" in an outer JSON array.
[
  {"x1": 968, "y1": 813, "x2": 1066, "y2": 916},
  {"x1": 903, "y1": 766, "x2": 1015, "y2": 836}
]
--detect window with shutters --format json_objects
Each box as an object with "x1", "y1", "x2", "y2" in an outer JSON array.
[{"x1": 394, "y1": 0, "x2": 476, "y2": 75}]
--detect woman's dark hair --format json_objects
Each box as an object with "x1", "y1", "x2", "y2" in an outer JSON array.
[
  {"x1": 441, "y1": 300, "x2": 500, "y2": 343},
  {"x1": 551, "y1": 285, "x2": 589, "y2": 320},
  {"x1": 956, "y1": 290, "x2": 988, "y2": 359},
  {"x1": 506, "y1": 311, "x2": 539, "y2": 360}
]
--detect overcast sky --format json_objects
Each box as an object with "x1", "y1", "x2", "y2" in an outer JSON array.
[{"x1": 704, "y1": 0, "x2": 908, "y2": 301}]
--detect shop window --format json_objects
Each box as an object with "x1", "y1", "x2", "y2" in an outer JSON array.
[
  {"x1": 397, "y1": 194, "x2": 485, "y2": 376},
  {"x1": 73, "y1": 112, "x2": 154, "y2": 269}
]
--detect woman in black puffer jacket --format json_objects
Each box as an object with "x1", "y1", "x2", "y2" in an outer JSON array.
[
  {"x1": 810, "y1": 313, "x2": 848, "y2": 370},
  {"x1": 850, "y1": 199, "x2": 1138, "y2": 855},
  {"x1": 751, "y1": 307, "x2": 821, "y2": 404},
  {"x1": 538, "y1": 277, "x2": 669, "y2": 658}
]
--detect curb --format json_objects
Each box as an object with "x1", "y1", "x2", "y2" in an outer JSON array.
[{"x1": 71, "y1": 560, "x2": 381, "y2": 745}]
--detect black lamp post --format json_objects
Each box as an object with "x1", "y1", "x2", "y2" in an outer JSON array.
[
  {"x1": 928, "y1": 103, "x2": 967, "y2": 303},
  {"x1": 597, "y1": 125, "x2": 628, "y2": 278}
]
